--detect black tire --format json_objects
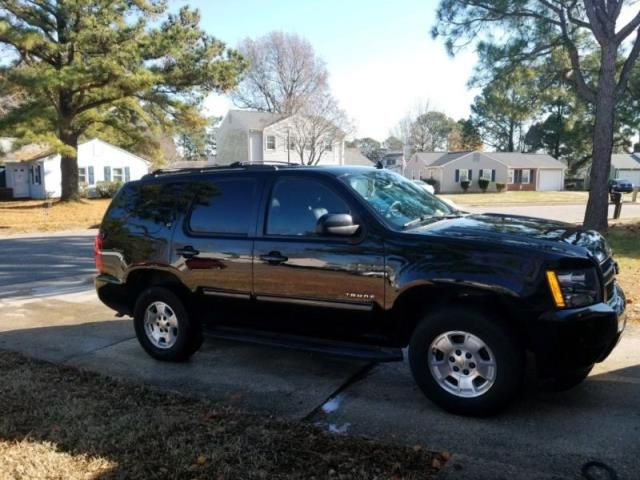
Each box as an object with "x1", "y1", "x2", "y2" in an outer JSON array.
[
  {"x1": 408, "y1": 307, "x2": 525, "y2": 416},
  {"x1": 133, "y1": 286, "x2": 201, "y2": 362},
  {"x1": 542, "y1": 365, "x2": 593, "y2": 392}
]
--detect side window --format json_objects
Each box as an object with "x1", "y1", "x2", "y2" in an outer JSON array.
[
  {"x1": 189, "y1": 179, "x2": 257, "y2": 236},
  {"x1": 267, "y1": 178, "x2": 350, "y2": 237}
]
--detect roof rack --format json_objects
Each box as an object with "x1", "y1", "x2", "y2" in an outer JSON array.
[{"x1": 145, "y1": 161, "x2": 303, "y2": 178}]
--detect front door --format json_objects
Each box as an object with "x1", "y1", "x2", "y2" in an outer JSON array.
[
  {"x1": 253, "y1": 175, "x2": 386, "y2": 327},
  {"x1": 249, "y1": 131, "x2": 264, "y2": 163},
  {"x1": 11, "y1": 165, "x2": 29, "y2": 198}
]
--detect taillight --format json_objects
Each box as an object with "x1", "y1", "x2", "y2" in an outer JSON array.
[{"x1": 94, "y1": 232, "x2": 104, "y2": 272}]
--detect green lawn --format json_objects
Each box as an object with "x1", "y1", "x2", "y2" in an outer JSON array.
[
  {"x1": 607, "y1": 221, "x2": 640, "y2": 324},
  {"x1": 441, "y1": 191, "x2": 590, "y2": 206}
]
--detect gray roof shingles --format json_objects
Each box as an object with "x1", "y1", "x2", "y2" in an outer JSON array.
[
  {"x1": 611, "y1": 153, "x2": 640, "y2": 169},
  {"x1": 413, "y1": 151, "x2": 565, "y2": 169}
]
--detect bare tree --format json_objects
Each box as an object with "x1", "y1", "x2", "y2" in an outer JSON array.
[
  {"x1": 271, "y1": 94, "x2": 353, "y2": 165},
  {"x1": 232, "y1": 32, "x2": 329, "y2": 114}
]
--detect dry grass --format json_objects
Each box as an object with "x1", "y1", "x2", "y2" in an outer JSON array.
[
  {"x1": 0, "y1": 351, "x2": 444, "y2": 480},
  {"x1": 607, "y1": 221, "x2": 640, "y2": 324},
  {"x1": 0, "y1": 199, "x2": 110, "y2": 235},
  {"x1": 441, "y1": 190, "x2": 591, "y2": 206}
]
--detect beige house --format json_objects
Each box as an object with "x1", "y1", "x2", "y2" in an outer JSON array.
[
  {"x1": 215, "y1": 110, "x2": 346, "y2": 166},
  {"x1": 343, "y1": 148, "x2": 374, "y2": 167},
  {"x1": 406, "y1": 151, "x2": 566, "y2": 193}
]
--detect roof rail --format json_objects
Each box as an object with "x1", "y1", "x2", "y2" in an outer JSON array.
[{"x1": 145, "y1": 161, "x2": 302, "y2": 178}]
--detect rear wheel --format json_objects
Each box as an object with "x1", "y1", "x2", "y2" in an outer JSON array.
[
  {"x1": 409, "y1": 307, "x2": 524, "y2": 416},
  {"x1": 133, "y1": 287, "x2": 201, "y2": 362}
]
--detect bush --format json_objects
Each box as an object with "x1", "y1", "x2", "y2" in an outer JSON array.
[
  {"x1": 78, "y1": 182, "x2": 89, "y2": 199},
  {"x1": 478, "y1": 178, "x2": 490, "y2": 192},
  {"x1": 95, "y1": 181, "x2": 123, "y2": 198},
  {"x1": 460, "y1": 180, "x2": 470, "y2": 192},
  {"x1": 423, "y1": 177, "x2": 440, "y2": 193},
  {"x1": 496, "y1": 182, "x2": 506, "y2": 192}
]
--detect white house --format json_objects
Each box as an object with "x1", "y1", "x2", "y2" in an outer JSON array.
[
  {"x1": 405, "y1": 151, "x2": 566, "y2": 192},
  {"x1": 215, "y1": 110, "x2": 346, "y2": 166},
  {"x1": 2, "y1": 138, "x2": 150, "y2": 199}
]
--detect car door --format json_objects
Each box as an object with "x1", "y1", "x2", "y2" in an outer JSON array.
[
  {"x1": 172, "y1": 175, "x2": 261, "y2": 300},
  {"x1": 253, "y1": 174, "x2": 386, "y2": 313}
]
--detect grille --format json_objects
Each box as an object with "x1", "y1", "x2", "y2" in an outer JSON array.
[{"x1": 600, "y1": 256, "x2": 616, "y2": 301}]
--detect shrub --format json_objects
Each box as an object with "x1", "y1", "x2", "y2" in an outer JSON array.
[
  {"x1": 478, "y1": 178, "x2": 490, "y2": 192},
  {"x1": 423, "y1": 177, "x2": 440, "y2": 193},
  {"x1": 496, "y1": 182, "x2": 506, "y2": 192},
  {"x1": 95, "y1": 181, "x2": 123, "y2": 198},
  {"x1": 460, "y1": 180, "x2": 470, "y2": 192},
  {"x1": 78, "y1": 182, "x2": 89, "y2": 199}
]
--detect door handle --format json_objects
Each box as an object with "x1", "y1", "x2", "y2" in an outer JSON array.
[
  {"x1": 259, "y1": 252, "x2": 288, "y2": 265},
  {"x1": 176, "y1": 246, "x2": 200, "y2": 259}
]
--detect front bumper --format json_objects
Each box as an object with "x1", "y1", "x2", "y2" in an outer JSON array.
[{"x1": 530, "y1": 283, "x2": 626, "y2": 374}]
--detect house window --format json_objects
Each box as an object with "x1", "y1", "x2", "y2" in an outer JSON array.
[
  {"x1": 511, "y1": 169, "x2": 530, "y2": 184},
  {"x1": 78, "y1": 167, "x2": 87, "y2": 184},
  {"x1": 508, "y1": 169, "x2": 514, "y2": 184},
  {"x1": 34, "y1": 165, "x2": 41, "y2": 185},
  {"x1": 324, "y1": 139, "x2": 333, "y2": 152},
  {"x1": 112, "y1": 167, "x2": 124, "y2": 182},
  {"x1": 479, "y1": 169, "x2": 493, "y2": 180},
  {"x1": 266, "y1": 135, "x2": 276, "y2": 150},
  {"x1": 458, "y1": 169, "x2": 469, "y2": 182}
]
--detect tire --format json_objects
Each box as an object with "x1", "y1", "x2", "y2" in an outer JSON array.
[
  {"x1": 408, "y1": 307, "x2": 524, "y2": 416},
  {"x1": 133, "y1": 286, "x2": 201, "y2": 362},
  {"x1": 542, "y1": 365, "x2": 593, "y2": 392}
]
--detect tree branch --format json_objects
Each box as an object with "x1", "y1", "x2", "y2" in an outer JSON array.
[
  {"x1": 616, "y1": 8, "x2": 640, "y2": 42},
  {"x1": 615, "y1": 26, "x2": 640, "y2": 97}
]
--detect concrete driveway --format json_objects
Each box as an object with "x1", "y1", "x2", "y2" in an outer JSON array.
[{"x1": 1, "y1": 288, "x2": 638, "y2": 480}]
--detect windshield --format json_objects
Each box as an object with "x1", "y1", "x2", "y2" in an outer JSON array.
[{"x1": 339, "y1": 169, "x2": 457, "y2": 229}]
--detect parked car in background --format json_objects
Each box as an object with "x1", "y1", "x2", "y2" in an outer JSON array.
[
  {"x1": 96, "y1": 164, "x2": 626, "y2": 416},
  {"x1": 609, "y1": 178, "x2": 634, "y2": 193},
  {"x1": 412, "y1": 179, "x2": 435, "y2": 195}
]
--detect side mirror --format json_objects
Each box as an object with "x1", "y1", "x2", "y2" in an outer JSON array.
[{"x1": 316, "y1": 213, "x2": 360, "y2": 236}]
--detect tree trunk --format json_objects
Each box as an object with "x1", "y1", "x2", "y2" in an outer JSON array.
[
  {"x1": 508, "y1": 121, "x2": 515, "y2": 152},
  {"x1": 60, "y1": 132, "x2": 79, "y2": 201},
  {"x1": 583, "y1": 47, "x2": 617, "y2": 232}
]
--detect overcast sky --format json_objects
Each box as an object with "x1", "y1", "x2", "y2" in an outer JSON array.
[{"x1": 185, "y1": 0, "x2": 480, "y2": 140}]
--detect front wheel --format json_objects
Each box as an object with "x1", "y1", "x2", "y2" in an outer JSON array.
[
  {"x1": 133, "y1": 287, "x2": 201, "y2": 362},
  {"x1": 409, "y1": 307, "x2": 524, "y2": 416},
  {"x1": 542, "y1": 365, "x2": 593, "y2": 392}
]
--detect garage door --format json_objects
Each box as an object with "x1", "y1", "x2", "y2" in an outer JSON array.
[
  {"x1": 538, "y1": 169, "x2": 563, "y2": 191},
  {"x1": 616, "y1": 170, "x2": 640, "y2": 188}
]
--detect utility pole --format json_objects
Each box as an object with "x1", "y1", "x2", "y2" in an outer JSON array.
[{"x1": 287, "y1": 128, "x2": 290, "y2": 164}]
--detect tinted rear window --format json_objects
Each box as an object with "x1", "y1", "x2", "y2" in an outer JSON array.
[{"x1": 188, "y1": 179, "x2": 257, "y2": 235}]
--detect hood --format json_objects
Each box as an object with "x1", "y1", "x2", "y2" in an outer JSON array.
[{"x1": 411, "y1": 213, "x2": 610, "y2": 262}]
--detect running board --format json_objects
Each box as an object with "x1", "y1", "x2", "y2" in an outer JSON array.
[{"x1": 204, "y1": 327, "x2": 403, "y2": 363}]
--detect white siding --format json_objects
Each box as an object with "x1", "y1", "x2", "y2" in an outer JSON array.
[
  {"x1": 78, "y1": 139, "x2": 149, "y2": 187},
  {"x1": 263, "y1": 117, "x2": 344, "y2": 165},
  {"x1": 215, "y1": 113, "x2": 249, "y2": 165},
  {"x1": 441, "y1": 153, "x2": 507, "y2": 193},
  {"x1": 5, "y1": 139, "x2": 149, "y2": 199}
]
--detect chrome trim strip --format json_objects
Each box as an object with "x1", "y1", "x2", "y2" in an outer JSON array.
[
  {"x1": 255, "y1": 295, "x2": 373, "y2": 311},
  {"x1": 202, "y1": 289, "x2": 251, "y2": 300}
]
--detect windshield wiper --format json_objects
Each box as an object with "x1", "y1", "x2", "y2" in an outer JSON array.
[{"x1": 402, "y1": 213, "x2": 462, "y2": 230}]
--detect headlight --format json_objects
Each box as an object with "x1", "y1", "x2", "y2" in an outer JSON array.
[{"x1": 546, "y1": 269, "x2": 600, "y2": 308}]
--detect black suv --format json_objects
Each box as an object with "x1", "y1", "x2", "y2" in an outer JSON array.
[{"x1": 96, "y1": 164, "x2": 626, "y2": 415}]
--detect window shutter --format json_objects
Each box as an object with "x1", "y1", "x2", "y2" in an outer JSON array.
[
  {"x1": 124, "y1": 166, "x2": 130, "y2": 182},
  {"x1": 455, "y1": 169, "x2": 459, "y2": 182},
  {"x1": 88, "y1": 166, "x2": 94, "y2": 185},
  {"x1": 469, "y1": 169, "x2": 473, "y2": 180},
  {"x1": 104, "y1": 166, "x2": 111, "y2": 181},
  {"x1": 479, "y1": 169, "x2": 483, "y2": 179},
  {"x1": 491, "y1": 169, "x2": 496, "y2": 182}
]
